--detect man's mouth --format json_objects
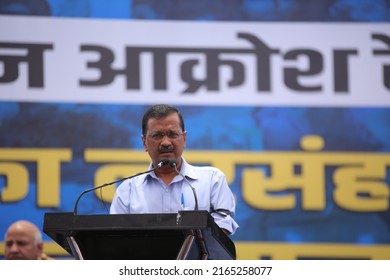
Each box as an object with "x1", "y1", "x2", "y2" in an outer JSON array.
[{"x1": 159, "y1": 147, "x2": 174, "y2": 154}]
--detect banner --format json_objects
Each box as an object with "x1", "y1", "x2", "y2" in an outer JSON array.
[
  {"x1": 0, "y1": 14, "x2": 389, "y2": 260},
  {"x1": 0, "y1": 16, "x2": 389, "y2": 106}
]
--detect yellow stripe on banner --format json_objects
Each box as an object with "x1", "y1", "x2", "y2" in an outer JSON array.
[{"x1": 235, "y1": 242, "x2": 390, "y2": 260}]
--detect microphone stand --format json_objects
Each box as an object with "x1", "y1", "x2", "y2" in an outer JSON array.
[
  {"x1": 73, "y1": 158, "x2": 170, "y2": 215},
  {"x1": 171, "y1": 161, "x2": 199, "y2": 211}
]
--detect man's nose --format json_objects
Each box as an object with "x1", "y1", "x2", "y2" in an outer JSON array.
[
  {"x1": 160, "y1": 135, "x2": 172, "y2": 143},
  {"x1": 8, "y1": 243, "x2": 20, "y2": 252}
]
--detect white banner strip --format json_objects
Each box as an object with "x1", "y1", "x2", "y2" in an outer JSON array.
[{"x1": 1, "y1": 15, "x2": 389, "y2": 107}]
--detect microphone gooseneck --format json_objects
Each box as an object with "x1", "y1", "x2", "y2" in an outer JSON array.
[
  {"x1": 170, "y1": 159, "x2": 199, "y2": 211},
  {"x1": 73, "y1": 158, "x2": 171, "y2": 215}
]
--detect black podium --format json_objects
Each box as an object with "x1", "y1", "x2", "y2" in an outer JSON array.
[{"x1": 43, "y1": 210, "x2": 236, "y2": 260}]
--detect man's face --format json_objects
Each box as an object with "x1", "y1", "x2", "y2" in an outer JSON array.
[
  {"x1": 4, "y1": 228, "x2": 42, "y2": 260},
  {"x1": 142, "y1": 112, "x2": 187, "y2": 167}
]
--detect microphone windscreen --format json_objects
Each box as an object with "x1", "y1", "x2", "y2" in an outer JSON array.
[{"x1": 160, "y1": 158, "x2": 171, "y2": 166}]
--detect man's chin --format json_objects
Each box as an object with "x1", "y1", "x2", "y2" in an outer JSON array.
[
  {"x1": 160, "y1": 152, "x2": 173, "y2": 157},
  {"x1": 6, "y1": 255, "x2": 28, "y2": 260}
]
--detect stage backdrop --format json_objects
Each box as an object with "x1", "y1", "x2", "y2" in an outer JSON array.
[{"x1": 0, "y1": 0, "x2": 390, "y2": 260}]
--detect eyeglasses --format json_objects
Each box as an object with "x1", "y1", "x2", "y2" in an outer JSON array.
[{"x1": 146, "y1": 131, "x2": 185, "y2": 141}]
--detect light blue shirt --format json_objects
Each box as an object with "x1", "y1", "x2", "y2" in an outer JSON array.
[{"x1": 110, "y1": 158, "x2": 239, "y2": 234}]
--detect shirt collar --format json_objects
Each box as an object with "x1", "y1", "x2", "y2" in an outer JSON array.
[{"x1": 178, "y1": 158, "x2": 198, "y2": 180}]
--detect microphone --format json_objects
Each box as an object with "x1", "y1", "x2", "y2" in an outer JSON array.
[
  {"x1": 156, "y1": 158, "x2": 171, "y2": 169},
  {"x1": 73, "y1": 158, "x2": 171, "y2": 215},
  {"x1": 170, "y1": 159, "x2": 199, "y2": 211}
]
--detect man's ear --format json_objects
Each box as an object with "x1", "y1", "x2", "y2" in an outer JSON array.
[
  {"x1": 37, "y1": 242, "x2": 44, "y2": 254},
  {"x1": 142, "y1": 135, "x2": 147, "y2": 151},
  {"x1": 183, "y1": 131, "x2": 187, "y2": 148}
]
